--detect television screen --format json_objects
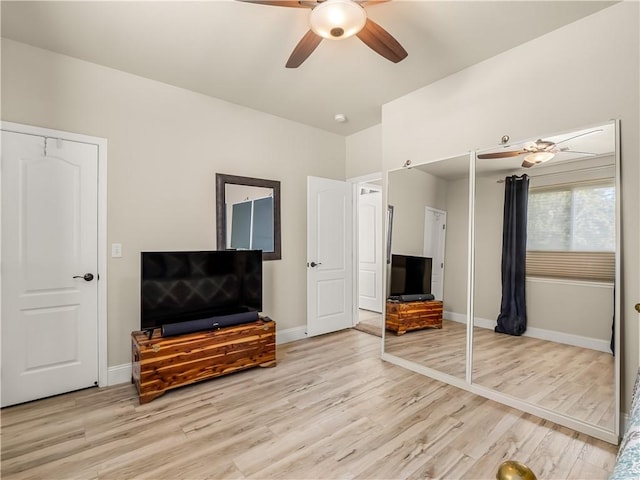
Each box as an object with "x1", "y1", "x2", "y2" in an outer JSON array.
[
  {"x1": 389, "y1": 254, "x2": 433, "y2": 296},
  {"x1": 141, "y1": 250, "x2": 262, "y2": 329}
]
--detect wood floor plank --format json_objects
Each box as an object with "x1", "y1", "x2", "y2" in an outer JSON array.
[
  {"x1": 248, "y1": 417, "x2": 381, "y2": 479},
  {"x1": 351, "y1": 415, "x2": 465, "y2": 479},
  {"x1": 386, "y1": 316, "x2": 615, "y2": 430},
  {"x1": 0, "y1": 329, "x2": 618, "y2": 480},
  {"x1": 404, "y1": 444, "x2": 469, "y2": 480},
  {"x1": 568, "y1": 458, "x2": 614, "y2": 480}
]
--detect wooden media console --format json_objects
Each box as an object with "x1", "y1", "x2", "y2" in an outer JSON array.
[
  {"x1": 385, "y1": 300, "x2": 443, "y2": 335},
  {"x1": 131, "y1": 319, "x2": 276, "y2": 404}
]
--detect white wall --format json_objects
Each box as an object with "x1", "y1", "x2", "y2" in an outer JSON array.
[
  {"x1": 387, "y1": 168, "x2": 446, "y2": 256},
  {"x1": 382, "y1": 2, "x2": 639, "y2": 409},
  {"x1": 442, "y1": 176, "x2": 469, "y2": 316},
  {"x1": 346, "y1": 124, "x2": 382, "y2": 179},
  {"x1": 1, "y1": 39, "x2": 346, "y2": 367},
  {"x1": 526, "y1": 279, "x2": 614, "y2": 341}
]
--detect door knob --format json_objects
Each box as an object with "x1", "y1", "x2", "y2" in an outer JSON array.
[
  {"x1": 73, "y1": 273, "x2": 94, "y2": 282},
  {"x1": 636, "y1": 303, "x2": 640, "y2": 314},
  {"x1": 309, "y1": 262, "x2": 322, "y2": 268}
]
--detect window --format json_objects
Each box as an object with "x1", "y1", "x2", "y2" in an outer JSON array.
[{"x1": 526, "y1": 180, "x2": 615, "y2": 282}]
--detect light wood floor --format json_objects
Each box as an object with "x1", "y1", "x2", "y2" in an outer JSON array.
[
  {"x1": 355, "y1": 309, "x2": 382, "y2": 337},
  {"x1": 385, "y1": 319, "x2": 467, "y2": 379},
  {"x1": 1, "y1": 329, "x2": 617, "y2": 479},
  {"x1": 384, "y1": 319, "x2": 615, "y2": 430}
]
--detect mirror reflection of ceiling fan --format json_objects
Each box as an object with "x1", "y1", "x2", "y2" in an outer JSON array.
[
  {"x1": 477, "y1": 129, "x2": 603, "y2": 168},
  {"x1": 238, "y1": 0, "x2": 407, "y2": 68}
]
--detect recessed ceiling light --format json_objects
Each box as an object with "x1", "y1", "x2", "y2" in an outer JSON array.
[{"x1": 334, "y1": 113, "x2": 347, "y2": 123}]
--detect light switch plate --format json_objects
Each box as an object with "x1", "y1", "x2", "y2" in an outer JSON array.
[{"x1": 111, "y1": 243, "x2": 122, "y2": 258}]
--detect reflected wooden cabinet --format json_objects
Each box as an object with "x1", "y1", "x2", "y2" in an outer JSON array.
[{"x1": 385, "y1": 300, "x2": 443, "y2": 335}]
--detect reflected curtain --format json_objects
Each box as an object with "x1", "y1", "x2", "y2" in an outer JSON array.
[
  {"x1": 611, "y1": 287, "x2": 615, "y2": 355},
  {"x1": 495, "y1": 174, "x2": 529, "y2": 336}
]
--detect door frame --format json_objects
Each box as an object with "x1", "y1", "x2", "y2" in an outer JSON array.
[
  {"x1": 1, "y1": 121, "x2": 108, "y2": 388},
  {"x1": 348, "y1": 172, "x2": 383, "y2": 326}
]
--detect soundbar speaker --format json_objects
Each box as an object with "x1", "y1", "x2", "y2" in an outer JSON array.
[
  {"x1": 398, "y1": 293, "x2": 435, "y2": 302},
  {"x1": 161, "y1": 311, "x2": 259, "y2": 337}
]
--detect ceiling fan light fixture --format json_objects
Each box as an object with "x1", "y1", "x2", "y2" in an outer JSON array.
[
  {"x1": 524, "y1": 151, "x2": 555, "y2": 164},
  {"x1": 309, "y1": 0, "x2": 367, "y2": 40}
]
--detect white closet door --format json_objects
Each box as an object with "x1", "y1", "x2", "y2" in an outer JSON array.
[
  {"x1": 358, "y1": 185, "x2": 383, "y2": 312},
  {"x1": 2, "y1": 131, "x2": 99, "y2": 406},
  {"x1": 307, "y1": 176, "x2": 353, "y2": 337}
]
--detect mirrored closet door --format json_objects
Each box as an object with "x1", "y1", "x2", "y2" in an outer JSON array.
[
  {"x1": 471, "y1": 121, "x2": 619, "y2": 438},
  {"x1": 383, "y1": 154, "x2": 471, "y2": 382},
  {"x1": 381, "y1": 121, "x2": 620, "y2": 444}
]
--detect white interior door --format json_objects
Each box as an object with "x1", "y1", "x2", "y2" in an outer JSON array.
[
  {"x1": 424, "y1": 207, "x2": 447, "y2": 300},
  {"x1": 358, "y1": 184, "x2": 382, "y2": 312},
  {"x1": 307, "y1": 176, "x2": 353, "y2": 337},
  {"x1": 1, "y1": 130, "x2": 99, "y2": 406}
]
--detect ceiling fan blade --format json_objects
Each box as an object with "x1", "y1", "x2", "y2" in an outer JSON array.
[
  {"x1": 477, "y1": 150, "x2": 526, "y2": 159},
  {"x1": 554, "y1": 128, "x2": 604, "y2": 146},
  {"x1": 562, "y1": 149, "x2": 597, "y2": 156},
  {"x1": 286, "y1": 30, "x2": 322, "y2": 68},
  {"x1": 357, "y1": 0, "x2": 391, "y2": 6},
  {"x1": 356, "y1": 18, "x2": 408, "y2": 63},
  {"x1": 521, "y1": 159, "x2": 537, "y2": 168},
  {"x1": 236, "y1": 0, "x2": 310, "y2": 8}
]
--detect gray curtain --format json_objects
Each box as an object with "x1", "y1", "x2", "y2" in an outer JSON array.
[{"x1": 495, "y1": 174, "x2": 529, "y2": 336}]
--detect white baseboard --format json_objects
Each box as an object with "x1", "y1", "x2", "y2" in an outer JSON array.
[
  {"x1": 107, "y1": 325, "x2": 308, "y2": 386},
  {"x1": 108, "y1": 363, "x2": 132, "y2": 386},
  {"x1": 276, "y1": 325, "x2": 307, "y2": 344},
  {"x1": 445, "y1": 311, "x2": 468, "y2": 324},
  {"x1": 444, "y1": 311, "x2": 611, "y2": 353}
]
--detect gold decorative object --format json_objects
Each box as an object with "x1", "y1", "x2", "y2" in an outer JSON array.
[{"x1": 496, "y1": 460, "x2": 537, "y2": 480}]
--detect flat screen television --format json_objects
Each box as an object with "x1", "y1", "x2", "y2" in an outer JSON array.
[
  {"x1": 389, "y1": 254, "x2": 433, "y2": 297},
  {"x1": 140, "y1": 250, "x2": 262, "y2": 330}
]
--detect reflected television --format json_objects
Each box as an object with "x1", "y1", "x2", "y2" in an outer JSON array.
[{"x1": 389, "y1": 254, "x2": 433, "y2": 296}]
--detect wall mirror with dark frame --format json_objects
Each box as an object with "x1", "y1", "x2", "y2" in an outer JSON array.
[
  {"x1": 383, "y1": 153, "x2": 471, "y2": 383},
  {"x1": 472, "y1": 120, "x2": 619, "y2": 441},
  {"x1": 215, "y1": 173, "x2": 281, "y2": 261}
]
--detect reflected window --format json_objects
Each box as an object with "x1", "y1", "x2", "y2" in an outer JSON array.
[
  {"x1": 528, "y1": 181, "x2": 615, "y2": 251},
  {"x1": 229, "y1": 195, "x2": 274, "y2": 252},
  {"x1": 526, "y1": 180, "x2": 615, "y2": 282}
]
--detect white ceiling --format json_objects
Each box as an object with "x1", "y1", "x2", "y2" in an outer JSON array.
[{"x1": 1, "y1": 1, "x2": 617, "y2": 135}]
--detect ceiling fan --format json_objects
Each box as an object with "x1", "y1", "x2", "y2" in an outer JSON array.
[
  {"x1": 238, "y1": 0, "x2": 408, "y2": 68},
  {"x1": 476, "y1": 129, "x2": 602, "y2": 168}
]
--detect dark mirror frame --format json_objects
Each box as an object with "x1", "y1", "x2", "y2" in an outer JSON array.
[{"x1": 215, "y1": 173, "x2": 281, "y2": 261}]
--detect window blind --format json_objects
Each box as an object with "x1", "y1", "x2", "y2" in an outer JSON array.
[{"x1": 526, "y1": 250, "x2": 615, "y2": 282}]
